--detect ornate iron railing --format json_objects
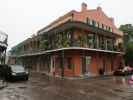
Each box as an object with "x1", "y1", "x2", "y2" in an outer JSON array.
[{"x1": 0, "y1": 31, "x2": 8, "y2": 48}]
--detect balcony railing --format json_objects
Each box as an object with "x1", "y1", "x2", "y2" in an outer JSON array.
[
  {"x1": 0, "y1": 31, "x2": 8, "y2": 48},
  {"x1": 11, "y1": 40, "x2": 124, "y2": 57}
]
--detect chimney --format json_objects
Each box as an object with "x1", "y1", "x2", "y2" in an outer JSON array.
[
  {"x1": 81, "y1": 2, "x2": 87, "y2": 12},
  {"x1": 97, "y1": 6, "x2": 102, "y2": 11}
]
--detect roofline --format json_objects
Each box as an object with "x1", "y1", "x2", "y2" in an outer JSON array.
[
  {"x1": 37, "y1": 10, "x2": 76, "y2": 34},
  {"x1": 11, "y1": 47, "x2": 124, "y2": 57}
]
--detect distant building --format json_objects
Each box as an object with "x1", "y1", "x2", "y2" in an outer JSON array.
[
  {"x1": 10, "y1": 3, "x2": 124, "y2": 77},
  {"x1": 0, "y1": 31, "x2": 8, "y2": 64}
]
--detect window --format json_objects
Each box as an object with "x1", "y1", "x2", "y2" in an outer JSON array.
[
  {"x1": 104, "y1": 25, "x2": 107, "y2": 30},
  {"x1": 95, "y1": 22, "x2": 99, "y2": 27},
  {"x1": 106, "y1": 38, "x2": 113, "y2": 50},
  {"x1": 92, "y1": 20, "x2": 96, "y2": 26},
  {"x1": 67, "y1": 31, "x2": 71, "y2": 39},
  {"x1": 86, "y1": 17, "x2": 89, "y2": 24},
  {"x1": 87, "y1": 33, "x2": 94, "y2": 48},
  {"x1": 102, "y1": 24, "x2": 104, "y2": 29},
  {"x1": 90, "y1": 19, "x2": 93, "y2": 25},
  {"x1": 105, "y1": 26, "x2": 108, "y2": 30},
  {"x1": 109, "y1": 27, "x2": 111, "y2": 31},
  {"x1": 110, "y1": 28, "x2": 113, "y2": 32},
  {"x1": 86, "y1": 18, "x2": 93, "y2": 25},
  {"x1": 93, "y1": 34, "x2": 97, "y2": 48},
  {"x1": 99, "y1": 36, "x2": 106, "y2": 49}
]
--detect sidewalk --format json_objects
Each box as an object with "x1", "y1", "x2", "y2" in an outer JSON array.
[{"x1": 30, "y1": 71, "x2": 114, "y2": 80}]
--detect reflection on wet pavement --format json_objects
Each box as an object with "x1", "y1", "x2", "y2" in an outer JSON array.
[{"x1": 0, "y1": 74, "x2": 133, "y2": 100}]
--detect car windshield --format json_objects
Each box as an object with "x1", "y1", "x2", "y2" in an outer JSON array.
[{"x1": 10, "y1": 65, "x2": 25, "y2": 73}]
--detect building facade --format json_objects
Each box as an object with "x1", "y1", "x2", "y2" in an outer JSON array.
[{"x1": 10, "y1": 3, "x2": 124, "y2": 77}]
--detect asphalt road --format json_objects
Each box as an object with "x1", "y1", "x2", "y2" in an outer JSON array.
[{"x1": 0, "y1": 73, "x2": 133, "y2": 100}]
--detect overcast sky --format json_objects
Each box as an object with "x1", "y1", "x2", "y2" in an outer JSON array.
[{"x1": 0, "y1": 0, "x2": 133, "y2": 50}]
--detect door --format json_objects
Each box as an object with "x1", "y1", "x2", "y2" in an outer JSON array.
[{"x1": 81, "y1": 56, "x2": 91, "y2": 75}]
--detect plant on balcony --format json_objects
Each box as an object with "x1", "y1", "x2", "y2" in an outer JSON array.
[
  {"x1": 87, "y1": 34, "x2": 95, "y2": 48},
  {"x1": 118, "y1": 42, "x2": 124, "y2": 52},
  {"x1": 56, "y1": 32, "x2": 71, "y2": 48},
  {"x1": 40, "y1": 39, "x2": 48, "y2": 50},
  {"x1": 56, "y1": 33, "x2": 63, "y2": 48},
  {"x1": 78, "y1": 35, "x2": 88, "y2": 47}
]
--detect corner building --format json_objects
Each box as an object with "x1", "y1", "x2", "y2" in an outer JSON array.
[{"x1": 10, "y1": 3, "x2": 124, "y2": 77}]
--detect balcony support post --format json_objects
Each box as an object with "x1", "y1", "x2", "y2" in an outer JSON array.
[{"x1": 60, "y1": 50, "x2": 65, "y2": 78}]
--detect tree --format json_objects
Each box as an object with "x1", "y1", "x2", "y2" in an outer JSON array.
[
  {"x1": 119, "y1": 24, "x2": 133, "y2": 47},
  {"x1": 124, "y1": 42, "x2": 133, "y2": 67},
  {"x1": 119, "y1": 24, "x2": 133, "y2": 67}
]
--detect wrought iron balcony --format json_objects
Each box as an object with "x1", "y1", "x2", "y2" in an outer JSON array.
[
  {"x1": 0, "y1": 31, "x2": 8, "y2": 49},
  {"x1": 10, "y1": 21, "x2": 124, "y2": 57},
  {"x1": 10, "y1": 41, "x2": 124, "y2": 57}
]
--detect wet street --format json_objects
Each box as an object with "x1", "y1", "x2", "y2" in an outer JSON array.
[{"x1": 0, "y1": 73, "x2": 133, "y2": 100}]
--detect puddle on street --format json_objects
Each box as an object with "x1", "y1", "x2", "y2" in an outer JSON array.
[
  {"x1": 113, "y1": 88, "x2": 124, "y2": 92},
  {"x1": 1, "y1": 75, "x2": 133, "y2": 100},
  {"x1": 112, "y1": 77, "x2": 128, "y2": 85},
  {"x1": 113, "y1": 76, "x2": 133, "y2": 88},
  {"x1": 18, "y1": 86, "x2": 27, "y2": 89}
]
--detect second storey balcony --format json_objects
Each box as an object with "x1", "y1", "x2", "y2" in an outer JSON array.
[{"x1": 10, "y1": 21, "x2": 124, "y2": 57}]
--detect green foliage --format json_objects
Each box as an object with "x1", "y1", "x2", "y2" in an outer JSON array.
[
  {"x1": 119, "y1": 24, "x2": 133, "y2": 66},
  {"x1": 62, "y1": 33, "x2": 70, "y2": 47},
  {"x1": 124, "y1": 42, "x2": 133, "y2": 66},
  {"x1": 78, "y1": 35, "x2": 87, "y2": 47},
  {"x1": 56, "y1": 32, "x2": 70, "y2": 48},
  {"x1": 40, "y1": 39, "x2": 48, "y2": 50},
  {"x1": 40, "y1": 35, "x2": 48, "y2": 50},
  {"x1": 119, "y1": 24, "x2": 133, "y2": 46}
]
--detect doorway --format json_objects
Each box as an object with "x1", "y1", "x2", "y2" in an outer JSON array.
[{"x1": 81, "y1": 55, "x2": 91, "y2": 75}]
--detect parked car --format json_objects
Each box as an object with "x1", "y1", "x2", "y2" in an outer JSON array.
[
  {"x1": 8, "y1": 65, "x2": 29, "y2": 81},
  {"x1": 113, "y1": 66, "x2": 133, "y2": 76},
  {"x1": 0, "y1": 64, "x2": 29, "y2": 81}
]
